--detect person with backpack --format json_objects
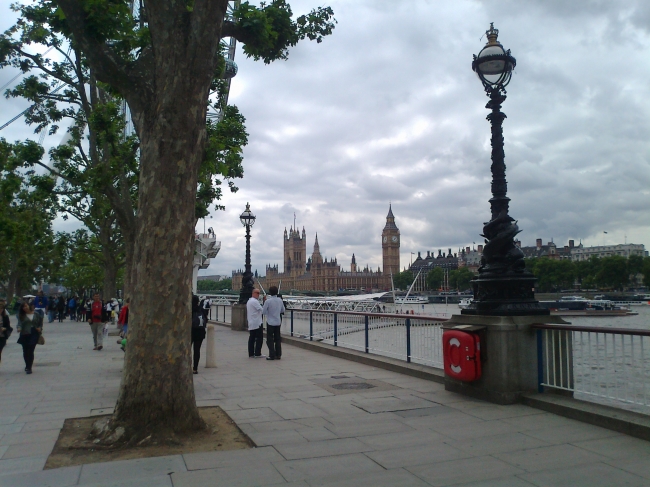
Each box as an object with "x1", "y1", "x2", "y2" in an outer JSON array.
[
  {"x1": 191, "y1": 294, "x2": 206, "y2": 374},
  {"x1": 89, "y1": 293, "x2": 105, "y2": 350}
]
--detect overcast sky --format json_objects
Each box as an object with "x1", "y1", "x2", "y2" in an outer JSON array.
[{"x1": 2, "y1": 0, "x2": 650, "y2": 278}]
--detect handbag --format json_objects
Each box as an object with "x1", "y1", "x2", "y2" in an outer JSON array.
[{"x1": 37, "y1": 334, "x2": 45, "y2": 345}]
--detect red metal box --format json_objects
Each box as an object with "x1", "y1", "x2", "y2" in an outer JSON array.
[{"x1": 443, "y1": 329, "x2": 481, "y2": 382}]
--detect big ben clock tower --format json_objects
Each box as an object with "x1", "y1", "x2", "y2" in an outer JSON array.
[{"x1": 382, "y1": 204, "x2": 400, "y2": 276}]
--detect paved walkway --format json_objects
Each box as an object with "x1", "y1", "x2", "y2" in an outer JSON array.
[{"x1": 1, "y1": 319, "x2": 650, "y2": 487}]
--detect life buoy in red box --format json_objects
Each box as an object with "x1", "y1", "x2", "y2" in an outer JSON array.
[{"x1": 443, "y1": 330, "x2": 481, "y2": 382}]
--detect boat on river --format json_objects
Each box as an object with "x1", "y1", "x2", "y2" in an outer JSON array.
[{"x1": 539, "y1": 297, "x2": 637, "y2": 317}]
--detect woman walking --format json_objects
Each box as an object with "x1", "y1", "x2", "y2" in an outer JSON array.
[
  {"x1": 56, "y1": 296, "x2": 65, "y2": 322},
  {"x1": 0, "y1": 300, "x2": 13, "y2": 365},
  {"x1": 190, "y1": 295, "x2": 206, "y2": 374},
  {"x1": 17, "y1": 301, "x2": 43, "y2": 374}
]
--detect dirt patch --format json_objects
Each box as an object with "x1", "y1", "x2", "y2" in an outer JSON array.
[{"x1": 45, "y1": 407, "x2": 254, "y2": 469}]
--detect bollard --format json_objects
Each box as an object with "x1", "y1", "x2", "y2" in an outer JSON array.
[{"x1": 205, "y1": 325, "x2": 217, "y2": 368}]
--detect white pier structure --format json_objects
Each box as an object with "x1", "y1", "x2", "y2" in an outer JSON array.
[
  {"x1": 192, "y1": 231, "x2": 221, "y2": 294},
  {"x1": 282, "y1": 293, "x2": 387, "y2": 312}
]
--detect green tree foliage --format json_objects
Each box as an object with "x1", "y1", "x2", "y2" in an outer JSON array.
[
  {"x1": 393, "y1": 270, "x2": 413, "y2": 290},
  {"x1": 596, "y1": 255, "x2": 628, "y2": 290},
  {"x1": 641, "y1": 258, "x2": 650, "y2": 287},
  {"x1": 197, "y1": 278, "x2": 232, "y2": 292},
  {"x1": 526, "y1": 254, "x2": 644, "y2": 292},
  {"x1": 1, "y1": 5, "x2": 250, "y2": 299},
  {"x1": 0, "y1": 139, "x2": 62, "y2": 298},
  {"x1": 59, "y1": 231, "x2": 105, "y2": 296},
  {"x1": 426, "y1": 267, "x2": 444, "y2": 290},
  {"x1": 449, "y1": 267, "x2": 475, "y2": 291}
]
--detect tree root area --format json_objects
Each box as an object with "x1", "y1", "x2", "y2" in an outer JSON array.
[{"x1": 44, "y1": 407, "x2": 254, "y2": 469}]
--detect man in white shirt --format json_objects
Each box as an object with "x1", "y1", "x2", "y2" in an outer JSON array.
[
  {"x1": 246, "y1": 289, "x2": 264, "y2": 358},
  {"x1": 262, "y1": 286, "x2": 285, "y2": 360}
]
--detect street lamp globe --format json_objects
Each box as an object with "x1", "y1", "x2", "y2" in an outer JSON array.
[
  {"x1": 240, "y1": 203, "x2": 256, "y2": 228},
  {"x1": 472, "y1": 23, "x2": 516, "y2": 92}
]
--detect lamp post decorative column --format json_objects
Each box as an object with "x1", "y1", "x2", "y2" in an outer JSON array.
[
  {"x1": 238, "y1": 202, "x2": 256, "y2": 304},
  {"x1": 462, "y1": 23, "x2": 547, "y2": 316}
]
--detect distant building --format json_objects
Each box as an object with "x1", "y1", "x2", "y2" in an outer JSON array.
[
  {"x1": 570, "y1": 243, "x2": 647, "y2": 261},
  {"x1": 517, "y1": 238, "x2": 647, "y2": 262},
  {"x1": 232, "y1": 206, "x2": 400, "y2": 292},
  {"x1": 517, "y1": 238, "x2": 573, "y2": 260},
  {"x1": 408, "y1": 249, "x2": 460, "y2": 292}
]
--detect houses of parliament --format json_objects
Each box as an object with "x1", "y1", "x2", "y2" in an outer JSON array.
[{"x1": 232, "y1": 206, "x2": 400, "y2": 292}]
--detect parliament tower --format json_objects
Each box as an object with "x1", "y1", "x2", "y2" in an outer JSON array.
[{"x1": 381, "y1": 204, "x2": 400, "y2": 276}]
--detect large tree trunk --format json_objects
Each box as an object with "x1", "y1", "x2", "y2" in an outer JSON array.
[
  {"x1": 57, "y1": 0, "x2": 229, "y2": 441},
  {"x1": 113, "y1": 88, "x2": 214, "y2": 438}
]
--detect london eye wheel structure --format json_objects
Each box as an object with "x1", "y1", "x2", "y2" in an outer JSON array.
[{"x1": 207, "y1": 0, "x2": 241, "y2": 123}]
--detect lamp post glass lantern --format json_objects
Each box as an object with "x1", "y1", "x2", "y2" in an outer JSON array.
[
  {"x1": 462, "y1": 24, "x2": 548, "y2": 317},
  {"x1": 238, "y1": 202, "x2": 256, "y2": 304}
]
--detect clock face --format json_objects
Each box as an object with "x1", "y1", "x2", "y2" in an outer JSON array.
[
  {"x1": 391, "y1": 236, "x2": 398, "y2": 243},
  {"x1": 383, "y1": 236, "x2": 388, "y2": 243}
]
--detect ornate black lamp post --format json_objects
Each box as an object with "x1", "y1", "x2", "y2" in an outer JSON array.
[
  {"x1": 462, "y1": 24, "x2": 548, "y2": 316},
  {"x1": 238, "y1": 202, "x2": 256, "y2": 304}
]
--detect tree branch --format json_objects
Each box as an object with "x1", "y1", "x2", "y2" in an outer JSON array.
[{"x1": 54, "y1": 0, "x2": 146, "y2": 109}]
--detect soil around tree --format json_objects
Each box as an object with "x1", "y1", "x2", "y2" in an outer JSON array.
[{"x1": 45, "y1": 407, "x2": 254, "y2": 469}]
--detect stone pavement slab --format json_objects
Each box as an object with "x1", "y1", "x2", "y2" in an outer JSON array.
[
  {"x1": 2, "y1": 319, "x2": 650, "y2": 487},
  {"x1": 77, "y1": 455, "x2": 186, "y2": 485},
  {"x1": 517, "y1": 462, "x2": 647, "y2": 487}
]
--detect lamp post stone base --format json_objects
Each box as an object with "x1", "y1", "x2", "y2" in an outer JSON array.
[
  {"x1": 443, "y1": 313, "x2": 568, "y2": 405},
  {"x1": 231, "y1": 304, "x2": 248, "y2": 332}
]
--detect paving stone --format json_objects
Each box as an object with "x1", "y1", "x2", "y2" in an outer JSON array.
[
  {"x1": 266, "y1": 400, "x2": 327, "y2": 420},
  {"x1": 518, "y1": 462, "x2": 647, "y2": 487},
  {"x1": 406, "y1": 455, "x2": 526, "y2": 486},
  {"x1": 325, "y1": 418, "x2": 414, "y2": 438},
  {"x1": 275, "y1": 437, "x2": 372, "y2": 460},
  {"x1": 81, "y1": 475, "x2": 173, "y2": 487},
  {"x1": 0, "y1": 455, "x2": 48, "y2": 476},
  {"x1": 227, "y1": 407, "x2": 284, "y2": 424},
  {"x1": 0, "y1": 429, "x2": 61, "y2": 446},
  {"x1": 351, "y1": 396, "x2": 438, "y2": 414},
  {"x1": 1, "y1": 439, "x2": 56, "y2": 460},
  {"x1": 0, "y1": 424, "x2": 24, "y2": 435},
  {"x1": 494, "y1": 444, "x2": 608, "y2": 472},
  {"x1": 183, "y1": 446, "x2": 283, "y2": 471},
  {"x1": 427, "y1": 418, "x2": 521, "y2": 440},
  {"x1": 297, "y1": 426, "x2": 338, "y2": 442},
  {"x1": 520, "y1": 422, "x2": 621, "y2": 445},
  {"x1": 357, "y1": 429, "x2": 445, "y2": 450},
  {"x1": 452, "y1": 404, "x2": 544, "y2": 421},
  {"x1": 366, "y1": 441, "x2": 470, "y2": 469},
  {"x1": 572, "y1": 435, "x2": 650, "y2": 460},
  {"x1": 310, "y1": 467, "x2": 431, "y2": 487},
  {"x1": 0, "y1": 465, "x2": 81, "y2": 487},
  {"x1": 444, "y1": 432, "x2": 550, "y2": 456},
  {"x1": 78, "y1": 455, "x2": 186, "y2": 485},
  {"x1": 447, "y1": 477, "x2": 537, "y2": 487},
  {"x1": 499, "y1": 412, "x2": 579, "y2": 431},
  {"x1": 246, "y1": 429, "x2": 308, "y2": 447},
  {"x1": 0, "y1": 418, "x2": 18, "y2": 426},
  {"x1": 603, "y1": 456, "x2": 650, "y2": 480},
  {"x1": 171, "y1": 463, "x2": 286, "y2": 487},
  {"x1": 273, "y1": 453, "x2": 384, "y2": 483}
]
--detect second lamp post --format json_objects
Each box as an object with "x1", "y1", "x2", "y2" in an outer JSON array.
[{"x1": 238, "y1": 202, "x2": 257, "y2": 304}]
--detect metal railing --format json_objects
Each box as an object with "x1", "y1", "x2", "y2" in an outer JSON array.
[
  {"x1": 534, "y1": 324, "x2": 650, "y2": 411},
  {"x1": 210, "y1": 304, "x2": 447, "y2": 368}
]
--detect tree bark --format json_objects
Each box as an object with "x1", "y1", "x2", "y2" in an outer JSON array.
[{"x1": 57, "y1": 0, "x2": 229, "y2": 439}]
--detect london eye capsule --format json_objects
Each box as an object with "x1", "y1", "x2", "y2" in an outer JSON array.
[{"x1": 224, "y1": 59, "x2": 238, "y2": 79}]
